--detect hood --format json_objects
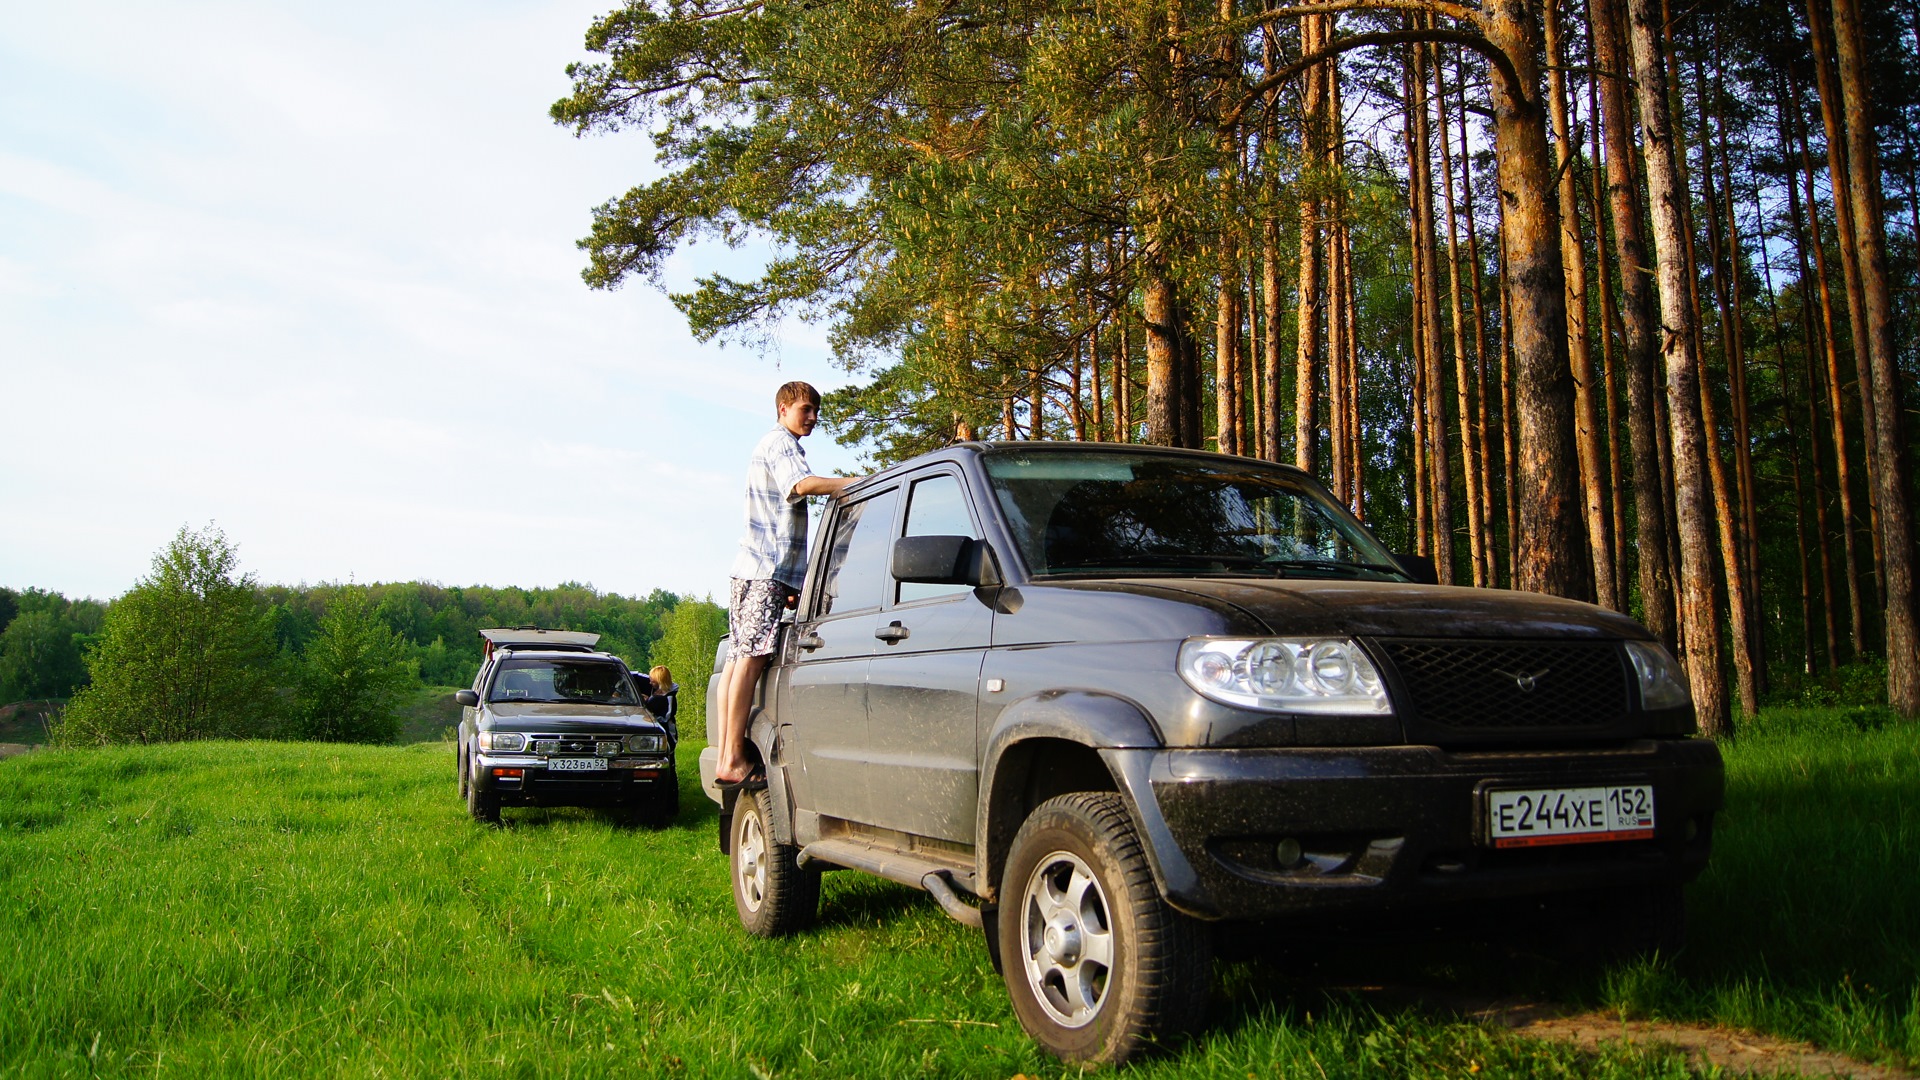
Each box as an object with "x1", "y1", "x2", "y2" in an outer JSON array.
[
  {"x1": 1060, "y1": 577, "x2": 1651, "y2": 640},
  {"x1": 484, "y1": 701, "x2": 664, "y2": 730}
]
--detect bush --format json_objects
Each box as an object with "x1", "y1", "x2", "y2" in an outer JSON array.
[
  {"x1": 56, "y1": 526, "x2": 280, "y2": 745},
  {"x1": 295, "y1": 586, "x2": 417, "y2": 744}
]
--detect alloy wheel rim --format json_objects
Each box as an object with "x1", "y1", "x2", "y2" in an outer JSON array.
[
  {"x1": 737, "y1": 809, "x2": 768, "y2": 912},
  {"x1": 1019, "y1": 849, "x2": 1114, "y2": 1028}
]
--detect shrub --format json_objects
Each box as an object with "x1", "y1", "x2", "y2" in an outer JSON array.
[
  {"x1": 295, "y1": 586, "x2": 417, "y2": 744},
  {"x1": 57, "y1": 526, "x2": 279, "y2": 745}
]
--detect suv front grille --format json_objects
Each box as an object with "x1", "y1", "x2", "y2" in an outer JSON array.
[
  {"x1": 530, "y1": 737, "x2": 622, "y2": 757},
  {"x1": 1377, "y1": 639, "x2": 1632, "y2": 740}
]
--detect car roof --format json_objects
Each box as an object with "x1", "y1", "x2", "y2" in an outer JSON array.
[{"x1": 480, "y1": 627, "x2": 600, "y2": 648}]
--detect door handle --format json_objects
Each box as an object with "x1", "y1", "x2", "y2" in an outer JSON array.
[
  {"x1": 874, "y1": 621, "x2": 911, "y2": 644},
  {"x1": 798, "y1": 632, "x2": 824, "y2": 651}
]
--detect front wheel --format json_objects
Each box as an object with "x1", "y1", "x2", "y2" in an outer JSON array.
[
  {"x1": 998, "y1": 792, "x2": 1212, "y2": 1065},
  {"x1": 466, "y1": 764, "x2": 500, "y2": 824},
  {"x1": 730, "y1": 786, "x2": 818, "y2": 936}
]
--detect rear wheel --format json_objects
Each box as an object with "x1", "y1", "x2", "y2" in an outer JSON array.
[
  {"x1": 730, "y1": 786, "x2": 818, "y2": 936},
  {"x1": 998, "y1": 792, "x2": 1211, "y2": 1065},
  {"x1": 457, "y1": 744, "x2": 469, "y2": 799}
]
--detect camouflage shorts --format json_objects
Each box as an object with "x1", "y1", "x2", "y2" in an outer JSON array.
[{"x1": 727, "y1": 578, "x2": 794, "y2": 663}]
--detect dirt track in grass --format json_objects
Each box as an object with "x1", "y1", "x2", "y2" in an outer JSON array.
[{"x1": 1483, "y1": 1001, "x2": 1918, "y2": 1079}]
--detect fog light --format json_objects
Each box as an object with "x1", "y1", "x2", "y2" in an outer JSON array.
[{"x1": 1275, "y1": 838, "x2": 1303, "y2": 868}]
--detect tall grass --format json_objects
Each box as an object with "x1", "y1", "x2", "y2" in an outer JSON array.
[{"x1": 1, "y1": 714, "x2": 1913, "y2": 1078}]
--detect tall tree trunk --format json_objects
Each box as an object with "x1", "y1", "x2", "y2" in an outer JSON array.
[
  {"x1": 1626, "y1": 0, "x2": 1729, "y2": 734},
  {"x1": 1808, "y1": 0, "x2": 1886, "y2": 605},
  {"x1": 1295, "y1": 13, "x2": 1327, "y2": 476},
  {"x1": 1436, "y1": 47, "x2": 1488, "y2": 587},
  {"x1": 1411, "y1": 34, "x2": 1454, "y2": 582},
  {"x1": 1588, "y1": 68, "x2": 1631, "y2": 600},
  {"x1": 1264, "y1": 213, "x2": 1285, "y2": 461},
  {"x1": 1454, "y1": 56, "x2": 1497, "y2": 580},
  {"x1": 1795, "y1": 82, "x2": 1867, "y2": 656},
  {"x1": 1830, "y1": 0, "x2": 1920, "y2": 715},
  {"x1": 1547, "y1": 0, "x2": 1615, "y2": 608},
  {"x1": 1404, "y1": 48, "x2": 1432, "y2": 557},
  {"x1": 1475, "y1": 0, "x2": 1587, "y2": 598},
  {"x1": 1687, "y1": 55, "x2": 1759, "y2": 718},
  {"x1": 1590, "y1": 0, "x2": 1677, "y2": 648}
]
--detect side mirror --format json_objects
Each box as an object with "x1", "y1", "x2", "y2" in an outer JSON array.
[
  {"x1": 1392, "y1": 553, "x2": 1439, "y2": 585},
  {"x1": 892, "y1": 535, "x2": 1002, "y2": 588},
  {"x1": 454, "y1": 689, "x2": 479, "y2": 707}
]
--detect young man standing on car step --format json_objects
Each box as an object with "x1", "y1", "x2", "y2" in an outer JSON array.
[{"x1": 714, "y1": 381, "x2": 861, "y2": 785}]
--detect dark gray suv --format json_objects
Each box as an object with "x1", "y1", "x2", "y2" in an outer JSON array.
[
  {"x1": 702, "y1": 444, "x2": 1722, "y2": 1064},
  {"x1": 458, "y1": 628, "x2": 676, "y2": 826}
]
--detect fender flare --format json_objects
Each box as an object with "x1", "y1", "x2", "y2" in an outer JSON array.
[{"x1": 974, "y1": 692, "x2": 1214, "y2": 917}]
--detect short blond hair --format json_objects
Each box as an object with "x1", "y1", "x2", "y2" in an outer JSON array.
[
  {"x1": 649, "y1": 665, "x2": 671, "y2": 688},
  {"x1": 775, "y1": 381, "x2": 820, "y2": 412}
]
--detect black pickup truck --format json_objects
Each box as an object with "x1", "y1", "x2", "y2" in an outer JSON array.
[{"x1": 701, "y1": 442, "x2": 1722, "y2": 1064}]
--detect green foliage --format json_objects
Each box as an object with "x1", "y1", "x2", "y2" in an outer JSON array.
[
  {"x1": 649, "y1": 596, "x2": 728, "y2": 732},
  {"x1": 1762, "y1": 657, "x2": 1891, "y2": 711},
  {"x1": 0, "y1": 588, "x2": 104, "y2": 702},
  {"x1": 293, "y1": 586, "x2": 418, "y2": 744},
  {"x1": 55, "y1": 526, "x2": 280, "y2": 746}
]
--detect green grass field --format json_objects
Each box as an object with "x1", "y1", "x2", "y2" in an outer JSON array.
[{"x1": 0, "y1": 711, "x2": 1914, "y2": 1078}]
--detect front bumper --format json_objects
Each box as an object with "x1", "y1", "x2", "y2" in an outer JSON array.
[
  {"x1": 475, "y1": 752, "x2": 675, "y2": 807},
  {"x1": 1104, "y1": 738, "x2": 1723, "y2": 920}
]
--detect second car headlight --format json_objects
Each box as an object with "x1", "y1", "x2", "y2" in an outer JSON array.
[
  {"x1": 1179, "y1": 637, "x2": 1392, "y2": 714},
  {"x1": 1623, "y1": 640, "x2": 1692, "y2": 710},
  {"x1": 625, "y1": 734, "x2": 666, "y2": 753},
  {"x1": 479, "y1": 731, "x2": 525, "y2": 752}
]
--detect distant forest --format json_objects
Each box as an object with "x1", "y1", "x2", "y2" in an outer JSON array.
[{"x1": 0, "y1": 581, "x2": 688, "y2": 706}]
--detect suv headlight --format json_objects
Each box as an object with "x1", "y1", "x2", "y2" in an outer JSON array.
[
  {"x1": 625, "y1": 734, "x2": 666, "y2": 753},
  {"x1": 1624, "y1": 640, "x2": 1692, "y2": 710},
  {"x1": 478, "y1": 731, "x2": 525, "y2": 752},
  {"x1": 1178, "y1": 637, "x2": 1392, "y2": 714}
]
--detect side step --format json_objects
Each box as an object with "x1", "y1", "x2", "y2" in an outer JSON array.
[{"x1": 797, "y1": 839, "x2": 985, "y2": 928}]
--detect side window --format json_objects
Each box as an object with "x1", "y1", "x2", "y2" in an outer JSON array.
[
  {"x1": 814, "y1": 486, "x2": 899, "y2": 617},
  {"x1": 898, "y1": 474, "x2": 979, "y2": 604}
]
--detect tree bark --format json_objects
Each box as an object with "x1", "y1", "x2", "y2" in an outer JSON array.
[
  {"x1": 1829, "y1": 0, "x2": 1920, "y2": 716},
  {"x1": 1436, "y1": 46, "x2": 1488, "y2": 587},
  {"x1": 1475, "y1": 0, "x2": 1587, "y2": 599},
  {"x1": 1589, "y1": 0, "x2": 1677, "y2": 648},
  {"x1": 1547, "y1": 0, "x2": 1615, "y2": 608},
  {"x1": 1625, "y1": 0, "x2": 1729, "y2": 735}
]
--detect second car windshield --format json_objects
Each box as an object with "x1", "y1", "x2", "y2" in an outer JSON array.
[
  {"x1": 489, "y1": 660, "x2": 637, "y2": 705},
  {"x1": 982, "y1": 450, "x2": 1405, "y2": 580}
]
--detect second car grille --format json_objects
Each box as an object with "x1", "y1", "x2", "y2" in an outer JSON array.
[
  {"x1": 1376, "y1": 639, "x2": 1633, "y2": 740},
  {"x1": 531, "y1": 737, "x2": 622, "y2": 757}
]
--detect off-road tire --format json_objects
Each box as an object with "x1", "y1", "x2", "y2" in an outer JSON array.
[
  {"x1": 466, "y1": 764, "x2": 501, "y2": 825},
  {"x1": 998, "y1": 792, "x2": 1212, "y2": 1065},
  {"x1": 457, "y1": 745, "x2": 469, "y2": 799},
  {"x1": 729, "y1": 785, "x2": 818, "y2": 936}
]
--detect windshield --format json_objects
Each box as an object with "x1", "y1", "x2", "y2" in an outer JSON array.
[
  {"x1": 981, "y1": 450, "x2": 1405, "y2": 580},
  {"x1": 488, "y1": 659, "x2": 638, "y2": 705}
]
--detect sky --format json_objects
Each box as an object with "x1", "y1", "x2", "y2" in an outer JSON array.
[{"x1": 0, "y1": 0, "x2": 868, "y2": 604}]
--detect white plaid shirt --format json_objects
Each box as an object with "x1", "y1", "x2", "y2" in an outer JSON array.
[{"x1": 729, "y1": 425, "x2": 814, "y2": 585}]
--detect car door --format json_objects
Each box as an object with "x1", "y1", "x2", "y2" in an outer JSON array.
[
  {"x1": 780, "y1": 484, "x2": 899, "y2": 825},
  {"x1": 861, "y1": 470, "x2": 992, "y2": 842}
]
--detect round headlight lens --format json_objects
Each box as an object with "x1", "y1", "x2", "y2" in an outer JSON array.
[{"x1": 1178, "y1": 637, "x2": 1391, "y2": 715}]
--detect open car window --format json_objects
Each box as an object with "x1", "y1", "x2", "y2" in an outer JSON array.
[
  {"x1": 488, "y1": 659, "x2": 638, "y2": 705},
  {"x1": 982, "y1": 450, "x2": 1406, "y2": 581}
]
